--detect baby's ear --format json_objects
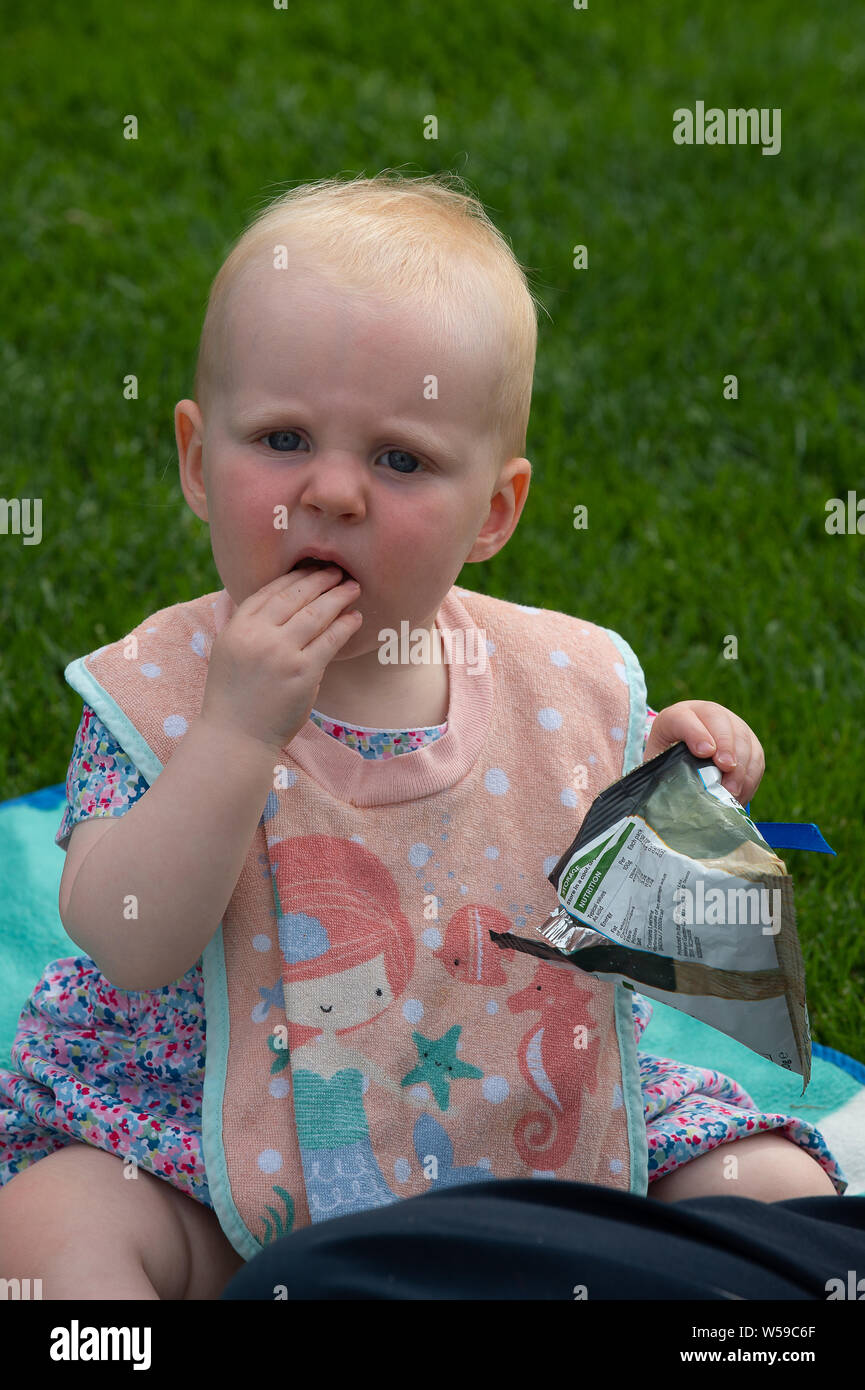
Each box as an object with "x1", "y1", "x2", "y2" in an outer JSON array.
[
  {"x1": 465, "y1": 458, "x2": 532, "y2": 566},
  {"x1": 175, "y1": 400, "x2": 209, "y2": 519},
  {"x1": 175, "y1": 398, "x2": 204, "y2": 455}
]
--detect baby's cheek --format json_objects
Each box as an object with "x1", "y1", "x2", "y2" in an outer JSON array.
[
  {"x1": 383, "y1": 514, "x2": 442, "y2": 577},
  {"x1": 217, "y1": 474, "x2": 283, "y2": 543}
]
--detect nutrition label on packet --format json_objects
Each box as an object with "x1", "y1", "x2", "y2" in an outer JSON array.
[{"x1": 555, "y1": 815, "x2": 782, "y2": 973}]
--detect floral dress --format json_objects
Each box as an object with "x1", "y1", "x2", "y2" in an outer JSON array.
[{"x1": 0, "y1": 703, "x2": 847, "y2": 1201}]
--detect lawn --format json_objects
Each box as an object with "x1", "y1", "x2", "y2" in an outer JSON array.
[{"x1": 1, "y1": 0, "x2": 863, "y2": 1057}]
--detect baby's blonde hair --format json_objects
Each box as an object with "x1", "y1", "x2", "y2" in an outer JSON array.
[{"x1": 193, "y1": 169, "x2": 540, "y2": 464}]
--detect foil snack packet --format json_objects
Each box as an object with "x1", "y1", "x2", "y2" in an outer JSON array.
[{"x1": 490, "y1": 741, "x2": 811, "y2": 1091}]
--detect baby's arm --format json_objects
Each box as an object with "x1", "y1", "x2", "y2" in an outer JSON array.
[{"x1": 59, "y1": 716, "x2": 278, "y2": 991}]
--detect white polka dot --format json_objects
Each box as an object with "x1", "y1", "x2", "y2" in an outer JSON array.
[
  {"x1": 550, "y1": 650, "x2": 570, "y2": 667},
  {"x1": 543, "y1": 855, "x2": 560, "y2": 877},
  {"x1": 350, "y1": 834, "x2": 364, "y2": 844},
  {"x1": 609, "y1": 1157, "x2": 623, "y2": 1174},
  {"x1": 538, "y1": 707, "x2": 563, "y2": 731},
  {"x1": 486, "y1": 638, "x2": 496, "y2": 656},
  {"x1": 145, "y1": 627, "x2": 158, "y2": 634},
  {"x1": 614, "y1": 662, "x2": 628, "y2": 685},
  {"x1": 410, "y1": 1084, "x2": 429, "y2": 1101},
  {"x1": 409, "y1": 843, "x2": 433, "y2": 868},
  {"x1": 612, "y1": 1083, "x2": 623, "y2": 1110},
  {"x1": 422, "y1": 927, "x2": 443, "y2": 949},
  {"x1": 163, "y1": 714, "x2": 188, "y2": 738},
  {"x1": 589, "y1": 754, "x2": 597, "y2": 764},
  {"x1": 514, "y1": 604, "x2": 540, "y2": 614},
  {"x1": 190, "y1": 631, "x2": 208, "y2": 658},
  {"x1": 394, "y1": 1157, "x2": 411, "y2": 1183},
  {"x1": 477, "y1": 1156, "x2": 493, "y2": 1169},
  {"x1": 610, "y1": 727, "x2": 624, "y2": 741},
  {"x1": 252, "y1": 934, "x2": 272, "y2": 952},
  {"x1": 580, "y1": 628, "x2": 590, "y2": 636},
  {"x1": 361, "y1": 1074, "x2": 370, "y2": 1095},
  {"x1": 258, "y1": 1149, "x2": 283, "y2": 1174},
  {"x1": 486, "y1": 1000, "x2": 499, "y2": 1014},
  {"x1": 269, "y1": 1078, "x2": 291, "y2": 1099},
  {"x1": 140, "y1": 663, "x2": 161, "y2": 678},
  {"x1": 402, "y1": 999, "x2": 424, "y2": 1024},
  {"x1": 560, "y1": 787, "x2": 579, "y2": 807},
  {"x1": 485, "y1": 768, "x2": 510, "y2": 795},
  {"x1": 482, "y1": 1076, "x2": 510, "y2": 1103},
  {"x1": 484, "y1": 846, "x2": 499, "y2": 859}
]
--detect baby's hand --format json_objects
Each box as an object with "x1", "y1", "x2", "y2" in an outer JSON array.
[
  {"x1": 643, "y1": 700, "x2": 765, "y2": 805},
  {"x1": 200, "y1": 565, "x2": 362, "y2": 755}
]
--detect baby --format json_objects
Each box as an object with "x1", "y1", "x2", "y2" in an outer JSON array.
[{"x1": 0, "y1": 171, "x2": 842, "y2": 1301}]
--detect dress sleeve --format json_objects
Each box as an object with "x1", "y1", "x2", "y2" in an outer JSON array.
[
  {"x1": 55, "y1": 703, "x2": 150, "y2": 851},
  {"x1": 641, "y1": 705, "x2": 659, "y2": 760}
]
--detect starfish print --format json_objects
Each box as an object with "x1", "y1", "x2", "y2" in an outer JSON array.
[{"x1": 401, "y1": 1025, "x2": 483, "y2": 1111}]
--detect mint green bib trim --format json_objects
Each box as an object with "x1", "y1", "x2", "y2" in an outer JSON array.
[
  {"x1": 591, "y1": 630, "x2": 649, "y2": 1192},
  {"x1": 201, "y1": 929, "x2": 263, "y2": 1260},
  {"x1": 614, "y1": 982, "x2": 649, "y2": 1194},
  {"x1": 63, "y1": 657, "x2": 165, "y2": 788},
  {"x1": 597, "y1": 628, "x2": 648, "y2": 776},
  {"x1": 63, "y1": 655, "x2": 261, "y2": 1262}
]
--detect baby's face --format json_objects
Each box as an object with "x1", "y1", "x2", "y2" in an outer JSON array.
[{"x1": 179, "y1": 263, "x2": 516, "y2": 653}]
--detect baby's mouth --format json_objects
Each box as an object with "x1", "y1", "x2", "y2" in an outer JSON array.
[{"x1": 295, "y1": 557, "x2": 356, "y2": 584}]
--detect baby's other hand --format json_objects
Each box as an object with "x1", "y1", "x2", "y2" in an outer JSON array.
[{"x1": 643, "y1": 700, "x2": 765, "y2": 805}]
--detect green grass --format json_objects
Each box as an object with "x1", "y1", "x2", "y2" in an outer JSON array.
[{"x1": 1, "y1": 0, "x2": 863, "y2": 1059}]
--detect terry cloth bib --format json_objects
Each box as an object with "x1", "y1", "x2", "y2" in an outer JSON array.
[{"x1": 64, "y1": 585, "x2": 649, "y2": 1260}]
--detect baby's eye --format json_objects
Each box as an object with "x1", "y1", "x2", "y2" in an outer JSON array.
[
  {"x1": 264, "y1": 430, "x2": 306, "y2": 452},
  {"x1": 260, "y1": 433, "x2": 422, "y2": 473},
  {"x1": 379, "y1": 448, "x2": 422, "y2": 475}
]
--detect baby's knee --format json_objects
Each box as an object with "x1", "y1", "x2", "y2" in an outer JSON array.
[
  {"x1": 0, "y1": 1141, "x2": 188, "y2": 1299},
  {"x1": 650, "y1": 1131, "x2": 837, "y2": 1203},
  {"x1": 732, "y1": 1131, "x2": 838, "y2": 1201},
  {"x1": 0, "y1": 1147, "x2": 77, "y2": 1261}
]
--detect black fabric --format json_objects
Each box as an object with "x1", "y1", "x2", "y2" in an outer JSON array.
[{"x1": 219, "y1": 1179, "x2": 865, "y2": 1300}]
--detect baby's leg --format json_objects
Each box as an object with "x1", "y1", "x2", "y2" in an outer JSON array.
[
  {"x1": 648, "y1": 1130, "x2": 838, "y2": 1203},
  {"x1": 0, "y1": 1141, "x2": 244, "y2": 1299}
]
